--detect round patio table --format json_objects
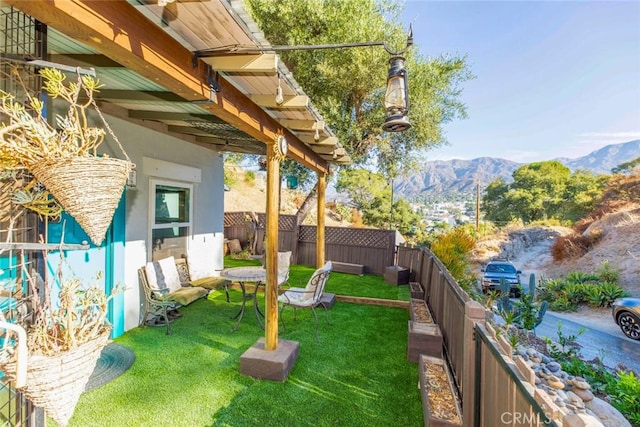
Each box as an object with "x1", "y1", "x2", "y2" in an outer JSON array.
[{"x1": 220, "y1": 266, "x2": 267, "y2": 331}]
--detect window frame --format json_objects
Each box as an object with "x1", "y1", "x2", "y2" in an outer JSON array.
[{"x1": 148, "y1": 179, "x2": 194, "y2": 261}]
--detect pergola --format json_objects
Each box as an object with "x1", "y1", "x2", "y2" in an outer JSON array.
[{"x1": 5, "y1": 0, "x2": 350, "y2": 372}]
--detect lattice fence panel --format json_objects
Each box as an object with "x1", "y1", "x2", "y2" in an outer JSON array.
[
  {"x1": 226, "y1": 212, "x2": 296, "y2": 230},
  {"x1": 325, "y1": 227, "x2": 393, "y2": 248},
  {"x1": 223, "y1": 211, "x2": 247, "y2": 227}
]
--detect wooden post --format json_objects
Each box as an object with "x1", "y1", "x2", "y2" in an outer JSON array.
[
  {"x1": 316, "y1": 172, "x2": 326, "y2": 267},
  {"x1": 462, "y1": 301, "x2": 486, "y2": 427},
  {"x1": 265, "y1": 143, "x2": 280, "y2": 351}
]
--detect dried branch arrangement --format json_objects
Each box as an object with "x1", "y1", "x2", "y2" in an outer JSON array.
[
  {"x1": 25, "y1": 271, "x2": 115, "y2": 357},
  {"x1": 0, "y1": 67, "x2": 107, "y2": 168}
]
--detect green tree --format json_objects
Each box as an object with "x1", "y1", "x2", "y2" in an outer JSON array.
[
  {"x1": 244, "y1": 0, "x2": 473, "y2": 201},
  {"x1": 481, "y1": 178, "x2": 513, "y2": 224},
  {"x1": 482, "y1": 161, "x2": 605, "y2": 224},
  {"x1": 335, "y1": 168, "x2": 423, "y2": 235},
  {"x1": 612, "y1": 157, "x2": 640, "y2": 174},
  {"x1": 562, "y1": 170, "x2": 606, "y2": 221}
]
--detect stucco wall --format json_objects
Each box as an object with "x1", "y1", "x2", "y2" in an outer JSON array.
[
  {"x1": 103, "y1": 114, "x2": 225, "y2": 331},
  {"x1": 50, "y1": 102, "x2": 225, "y2": 332}
]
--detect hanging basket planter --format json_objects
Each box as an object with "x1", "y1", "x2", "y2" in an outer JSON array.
[
  {"x1": 30, "y1": 156, "x2": 132, "y2": 246},
  {"x1": 2, "y1": 330, "x2": 110, "y2": 427},
  {"x1": 0, "y1": 68, "x2": 135, "y2": 240}
]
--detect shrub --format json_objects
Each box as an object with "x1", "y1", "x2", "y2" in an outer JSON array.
[
  {"x1": 563, "y1": 282, "x2": 588, "y2": 305},
  {"x1": 537, "y1": 278, "x2": 568, "y2": 303},
  {"x1": 544, "y1": 321, "x2": 584, "y2": 359},
  {"x1": 566, "y1": 271, "x2": 599, "y2": 284},
  {"x1": 562, "y1": 358, "x2": 615, "y2": 395},
  {"x1": 585, "y1": 283, "x2": 628, "y2": 307},
  {"x1": 224, "y1": 167, "x2": 237, "y2": 187},
  {"x1": 607, "y1": 371, "x2": 640, "y2": 426},
  {"x1": 430, "y1": 228, "x2": 476, "y2": 284},
  {"x1": 596, "y1": 260, "x2": 620, "y2": 284},
  {"x1": 244, "y1": 170, "x2": 255, "y2": 184},
  {"x1": 549, "y1": 294, "x2": 577, "y2": 312}
]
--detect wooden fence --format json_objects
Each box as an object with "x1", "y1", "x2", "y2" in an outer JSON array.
[
  {"x1": 397, "y1": 245, "x2": 557, "y2": 427},
  {"x1": 226, "y1": 213, "x2": 562, "y2": 426},
  {"x1": 224, "y1": 212, "x2": 396, "y2": 275}
]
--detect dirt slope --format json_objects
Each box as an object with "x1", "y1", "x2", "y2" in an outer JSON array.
[
  {"x1": 224, "y1": 168, "x2": 351, "y2": 227},
  {"x1": 472, "y1": 206, "x2": 640, "y2": 296}
]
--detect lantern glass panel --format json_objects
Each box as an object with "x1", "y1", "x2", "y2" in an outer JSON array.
[{"x1": 385, "y1": 75, "x2": 406, "y2": 110}]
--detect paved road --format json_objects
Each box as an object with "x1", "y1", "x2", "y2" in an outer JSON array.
[{"x1": 536, "y1": 312, "x2": 640, "y2": 374}]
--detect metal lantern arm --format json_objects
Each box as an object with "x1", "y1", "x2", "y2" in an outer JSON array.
[
  {"x1": 193, "y1": 25, "x2": 414, "y2": 57},
  {"x1": 192, "y1": 25, "x2": 414, "y2": 133},
  {"x1": 383, "y1": 24, "x2": 414, "y2": 57}
]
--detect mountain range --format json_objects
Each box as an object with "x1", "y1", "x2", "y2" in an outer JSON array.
[{"x1": 394, "y1": 140, "x2": 640, "y2": 198}]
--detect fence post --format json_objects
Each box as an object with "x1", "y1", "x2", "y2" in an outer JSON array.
[{"x1": 462, "y1": 300, "x2": 486, "y2": 427}]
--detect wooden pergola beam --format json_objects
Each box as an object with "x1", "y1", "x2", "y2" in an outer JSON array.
[
  {"x1": 249, "y1": 94, "x2": 309, "y2": 109},
  {"x1": 201, "y1": 54, "x2": 278, "y2": 73},
  {"x1": 7, "y1": 0, "x2": 328, "y2": 174},
  {"x1": 297, "y1": 135, "x2": 337, "y2": 146},
  {"x1": 128, "y1": 110, "x2": 219, "y2": 122},
  {"x1": 49, "y1": 53, "x2": 121, "y2": 68}
]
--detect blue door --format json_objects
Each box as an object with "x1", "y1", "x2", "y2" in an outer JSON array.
[{"x1": 47, "y1": 192, "x2": 126, "y2": 338}]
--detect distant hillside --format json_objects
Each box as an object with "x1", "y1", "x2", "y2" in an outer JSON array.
[
  {"x1": 395, "y1": 140, "x2": 639, "y2": 198},
  {"x1": 555, "y1": 139, "x2": 640, "y2": 174},
  {"x1": 394, "y1": 157, "x2": 519, "y2": 197}
]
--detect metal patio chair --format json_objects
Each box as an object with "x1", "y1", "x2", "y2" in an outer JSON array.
[{"x1": 278, "y1": 261, "x2": 332, "y2": 341}]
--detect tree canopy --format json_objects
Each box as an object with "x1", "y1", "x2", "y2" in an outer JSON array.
[
  {"x1": 335, "y1": 168, "x2": 422, "y2": 236},
  {"x1": 482, "y1": 161, "x2": 606, "y2": 224},
  {"x1": 244, "y1": 0, "x2": 473, "y2": 179}
]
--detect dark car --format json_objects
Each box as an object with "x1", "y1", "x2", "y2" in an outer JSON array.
[
  {"x1": 481, "y1": 260, "x2": 522, "y2": 297},
  {"x1": 612, "y1": 297, "x2": 640, "y2": 340}
]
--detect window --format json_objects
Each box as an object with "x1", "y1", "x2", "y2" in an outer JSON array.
[{"x1": 150, "y1": 180, "x2": 192, "y2": 261}]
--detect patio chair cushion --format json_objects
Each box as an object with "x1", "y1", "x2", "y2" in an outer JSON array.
[
  {"x1": 278, "y1": 261, "x2": 332, "y2": 306},
  {"x1": 277, "y1": 251, "x2": 292, "y2": 287},
  {"x1": 145, "y1": 256, "x2": 182, "y2": 294},
  {"x1": 186, "y1": 246, "x2": 218, "y2": 282},
  {"x1": 189, "y1": 276, "x2": 230, "y2": 290},
  {"x1": 278, "y1": 287, "x2": 314, "y2": 306},
  {"x1": 168, "y1": 286, "x2": 208, "y2": 306},
  {"x1": 174, "y1": 258, "x2": 191, "y2": 286}
]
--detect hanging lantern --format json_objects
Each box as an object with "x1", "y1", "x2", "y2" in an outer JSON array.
[{"x1": 382, "y1": 56, "x2": 411, "y2": 132}]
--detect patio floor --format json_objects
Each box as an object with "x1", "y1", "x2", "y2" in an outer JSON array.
[{"x1": 68, "y1": 262, "x2": 421, "y2": 427}]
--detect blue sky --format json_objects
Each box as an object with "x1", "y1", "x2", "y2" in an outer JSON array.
[{"x1": 401, "y1": 0, "x2": 640, "y2": 162}]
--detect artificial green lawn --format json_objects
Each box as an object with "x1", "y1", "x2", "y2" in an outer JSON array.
[{"x1": 68, "y1": 259, "x2": 420, "y2": 426}]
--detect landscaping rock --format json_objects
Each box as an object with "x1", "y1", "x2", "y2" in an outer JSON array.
[
  {"x1": 584, "y1": 397, "x2": 632, "y2": 427},
  {"x1": 514, "y1": 344, "x2": 630, "y2": 426}
]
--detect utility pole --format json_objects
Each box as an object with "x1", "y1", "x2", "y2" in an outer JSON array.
[{"x1": 475, "y1": 183, "x2": 480, "y2": 232}]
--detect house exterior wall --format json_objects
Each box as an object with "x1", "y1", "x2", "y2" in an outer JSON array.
[
  {"x1": 49, "y1": 103, "x2": 225, "y2": 333},
  {"x1": 105, "y1": 115, "x2": 225, "y2": 332}
]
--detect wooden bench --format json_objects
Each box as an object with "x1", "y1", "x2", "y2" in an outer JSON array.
[{"x1": 332, "y1": 261, "x2": 365, "y2": 275}]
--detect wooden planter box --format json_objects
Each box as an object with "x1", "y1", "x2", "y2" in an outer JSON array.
[
  {"x1": 408, "y1": 321, "x2": 443, "y2": 362},
  {"x1": 410, "y1": 281, "x2": 424, "y2": 300},
  {"x1": 419, "y1": 354, "x2": 463, "y2": 427},
  {"x1": 409, "y1": 298, "x2": 433, "y2": 323},
  {"x1": 408, "y1": 299, "x2": 442, "y2": 362},
  {"x1": 384, "y1": 265, "x2": 409, "y2": 285}
]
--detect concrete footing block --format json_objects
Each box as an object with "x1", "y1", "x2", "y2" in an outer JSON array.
[{"x1": 239, "y1": 338, "x2": 299, "y2": 382}]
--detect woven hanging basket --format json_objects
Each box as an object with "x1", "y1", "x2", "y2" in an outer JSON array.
[
  {"x1": 30, "y1": 156, "x2": 133, "y2": 246},
  {"x1": 2, "y1": 331, "x2": 110, "y2": 427}
]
